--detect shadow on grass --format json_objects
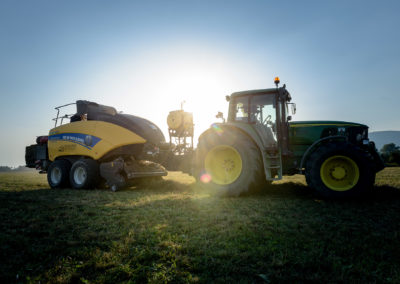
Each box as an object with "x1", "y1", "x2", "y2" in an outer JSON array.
[
  {"x1": 122, "y1": 177, "x2": 400, "y2": 202},
  {"x1": 369, "y1": 185, "x2": 400, "y2": 200},
  {"x1": 121, "y1": 178, "x2": 194, "y2": 195},
  {"x1": 254, "y1": 182, "x2": 313, "y2": 199},
  {"x1": 249, "y1": 181, "x2": 400, "y2": 202},
  {"x1": 1, "y1": 177, "x2": 400, "y2": 282},
  {"x1": 0, "y1": 183, "x2": 203, "y2": 282}
]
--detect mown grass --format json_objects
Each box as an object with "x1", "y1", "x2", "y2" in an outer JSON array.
[{"x1": 0, "y1": 168, "x2": 399, "y2": 283}]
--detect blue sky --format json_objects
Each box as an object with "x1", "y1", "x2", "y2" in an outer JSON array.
[{"x1": 0, "y1": 0, "x2": 399, "y2": 166}]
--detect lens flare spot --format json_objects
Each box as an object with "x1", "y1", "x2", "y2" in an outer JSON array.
[
  {"x1": 200, "y1": 173, "x2": 212, "y2": 183},
  {"x1": 212, "y1": 123, "x2": 223, "y2": 135}
]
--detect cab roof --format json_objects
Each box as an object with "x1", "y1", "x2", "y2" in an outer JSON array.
[
  {"x1": 230, "y1": 88, "x2": 278, "y2": 98},
  {"x1": 230, "y1": 86, "x2": 291, "y2": 102}
]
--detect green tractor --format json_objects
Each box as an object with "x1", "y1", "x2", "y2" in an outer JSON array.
[{"x1": 194, "y1": 78, "x2": 384, "y2": 198}]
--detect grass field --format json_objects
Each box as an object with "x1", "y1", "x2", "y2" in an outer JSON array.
[{"x1": 0, "y1": 168, "x2": 399, "y2": 283}]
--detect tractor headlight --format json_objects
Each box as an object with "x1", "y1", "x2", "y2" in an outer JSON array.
[
  {"x1": 356, "y1": 133, "x2": 363, "y2": 142},
  {"x1": 362, "y1": 139, "x2": 369, "y2": 145}
]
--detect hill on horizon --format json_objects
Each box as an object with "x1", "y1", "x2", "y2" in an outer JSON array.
[{"x1": 369, "y1": 131, "x2": 400, "y2": 151}]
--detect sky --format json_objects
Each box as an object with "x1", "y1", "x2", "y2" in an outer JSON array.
[{"x1": 0, "y1": 0, "x2": 399, "y2": 167}]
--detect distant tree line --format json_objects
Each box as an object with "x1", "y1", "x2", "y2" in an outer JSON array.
[
  {"x1": 0, "y1": 166, "x2": 13, "y2": 172},
  {"x1": 0, "y1": 166, "x2": 32, "y2": 172},
  {"x1": 380, "y1": 143, "x2": 400, "y2": 166}
]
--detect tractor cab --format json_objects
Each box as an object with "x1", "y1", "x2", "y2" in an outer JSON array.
[{"x1": 227, "y1": 80, "x2": 294, "y2": 156}]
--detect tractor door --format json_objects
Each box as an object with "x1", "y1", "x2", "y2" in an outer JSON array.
[
  {"x1": 249, "y1": 94, "x2": 283, "y2": 180},
  {"x1": 249, "y1": 95, "x2": 278, "y2": 148},
  {"x1": 276, "y1": 87, "x2": 292, "y2": 157}
]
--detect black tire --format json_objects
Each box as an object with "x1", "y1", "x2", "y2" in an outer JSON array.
[
  {"x1": 47, "y1": 159, "x2": 71, "y2": 189},
  {"x1": 305, "y1": 142, "x2": 374, "y2": 198},
  {"x1": 194, "y1": 129, "x2": 265, "y2": 197},
  {"x1": 69, "y1": 159, "x2": 100, "y2": 189}
]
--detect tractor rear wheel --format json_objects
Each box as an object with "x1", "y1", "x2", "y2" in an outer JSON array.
[
  {"x1": 47, "y1": 159, "x2": 71, "y2": 189},
  {"x1": 306, "y1": 142, "x2": 374, "y2": 198},
  {"x1": 195, "y1": 129, "x2": 264, "y2": 196},
  {"x1": 70, "y1": 159, "x2": 100, "y2": 189}
]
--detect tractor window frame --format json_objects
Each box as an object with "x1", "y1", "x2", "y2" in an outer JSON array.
[
  {"x1": 248, "y1": 94, "x2": 276, "y2": 126},
  {"x1": 230, "y1": 96, "x2": 250, "y2": 123},
  {"x1": 229, "y1": 94, "x2": 277, "y2": 125}
]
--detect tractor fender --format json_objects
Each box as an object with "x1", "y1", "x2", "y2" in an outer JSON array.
[
  {"x1": 198, "y1": 123, "x2": 270, "y2": 180},
  {"x1": 299, "y1": 135, "x2": 347, "y2": 173}
]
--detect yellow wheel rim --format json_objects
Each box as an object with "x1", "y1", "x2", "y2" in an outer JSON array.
[
  {"x1": 320, "y1": 155, "x2": 360, "y2": 191},
  {"x1": 205, "y1": 145, "x2": 243, "y2": 185}
]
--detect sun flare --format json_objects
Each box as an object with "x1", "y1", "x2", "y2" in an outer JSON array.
[{"x1": 127, "y1": 53, "x2": 236, "y2": 145}]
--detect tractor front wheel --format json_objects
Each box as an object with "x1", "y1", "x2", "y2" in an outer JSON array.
[
  {"x1": 306, "y1": 142, "x2": 374, "y2": 198},
  {"x1": 195, "y1": 129, "x2": 264, "y2": 196}
]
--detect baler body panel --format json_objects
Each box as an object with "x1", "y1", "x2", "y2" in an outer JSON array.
[{"x1": 48, "y1": 121, "x2": 146, "y2": 161}]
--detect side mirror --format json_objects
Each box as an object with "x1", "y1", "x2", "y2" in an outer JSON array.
[
  {"x1": 216, "y1": 111, "x2": 225, "y2": 123},
  {"x1": 286, "y1": 103, "x2": 296, "y2": 115},
  {"x1": 225, "y1": 95, "x2": 230, "y2": 102},
  {"x1": 291, "y1": 103, "x2": 296, "y2": 115}
]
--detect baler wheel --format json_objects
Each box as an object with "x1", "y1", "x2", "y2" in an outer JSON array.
[
  {"x1": 70, "y1": 159, "x2": 100, "y2": 189},
  {"x1": 47, "y1": 159, "x2": 71, "y2": 189}
]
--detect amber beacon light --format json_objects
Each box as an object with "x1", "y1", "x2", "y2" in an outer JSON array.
[{"x1": 274, "y1": 77, "x2": 280, "y2": 87}]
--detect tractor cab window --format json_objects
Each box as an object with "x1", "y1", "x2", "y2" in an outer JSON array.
[
  {"x1": 234, "y1": 97, "x2": 249, "y2": 122},
  {"x1": 250, "y1": 95, "x2": 276, "y2": 128},
  {"x1": 232, "y1": 95, "x2": 276, "y2": 128}
]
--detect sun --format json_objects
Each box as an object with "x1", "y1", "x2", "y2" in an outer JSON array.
[
  {"x1": 137, "y1": 54, "x2": 235, "y2": 145},
  {"x1": 89, "y1": 46, "x2": 241, "y2": 145},
  {"x1": 162, "y1": 66, "x2": 232, "y2": 144}
]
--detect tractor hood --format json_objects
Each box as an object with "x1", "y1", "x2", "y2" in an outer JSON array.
[
  {"x1": 289, "y1": 121, "x2": 369, "y2": 146},
  {"x1": 290, "y1": 121, "x2": 368, "y2": 128}
]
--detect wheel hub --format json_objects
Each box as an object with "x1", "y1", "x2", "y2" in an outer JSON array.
[
  {"x1": 320, "y1": 155, "x2": 360, "y2": 191},
  {"x1": 74, "y1": 166, "x2": 87, "y2": 185},
  {"x1": 222, "y1": 159, "x2": 235, "y2": 172},
  {"x1": 204, "y1": 145, "x2": 243, "y2": 185},
  {"x1": 51, "y1": 167, "x2": 62, "y2": 184},
  {"x1": 330, "y1": 165, "x2": 347, "y2": 180}
]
